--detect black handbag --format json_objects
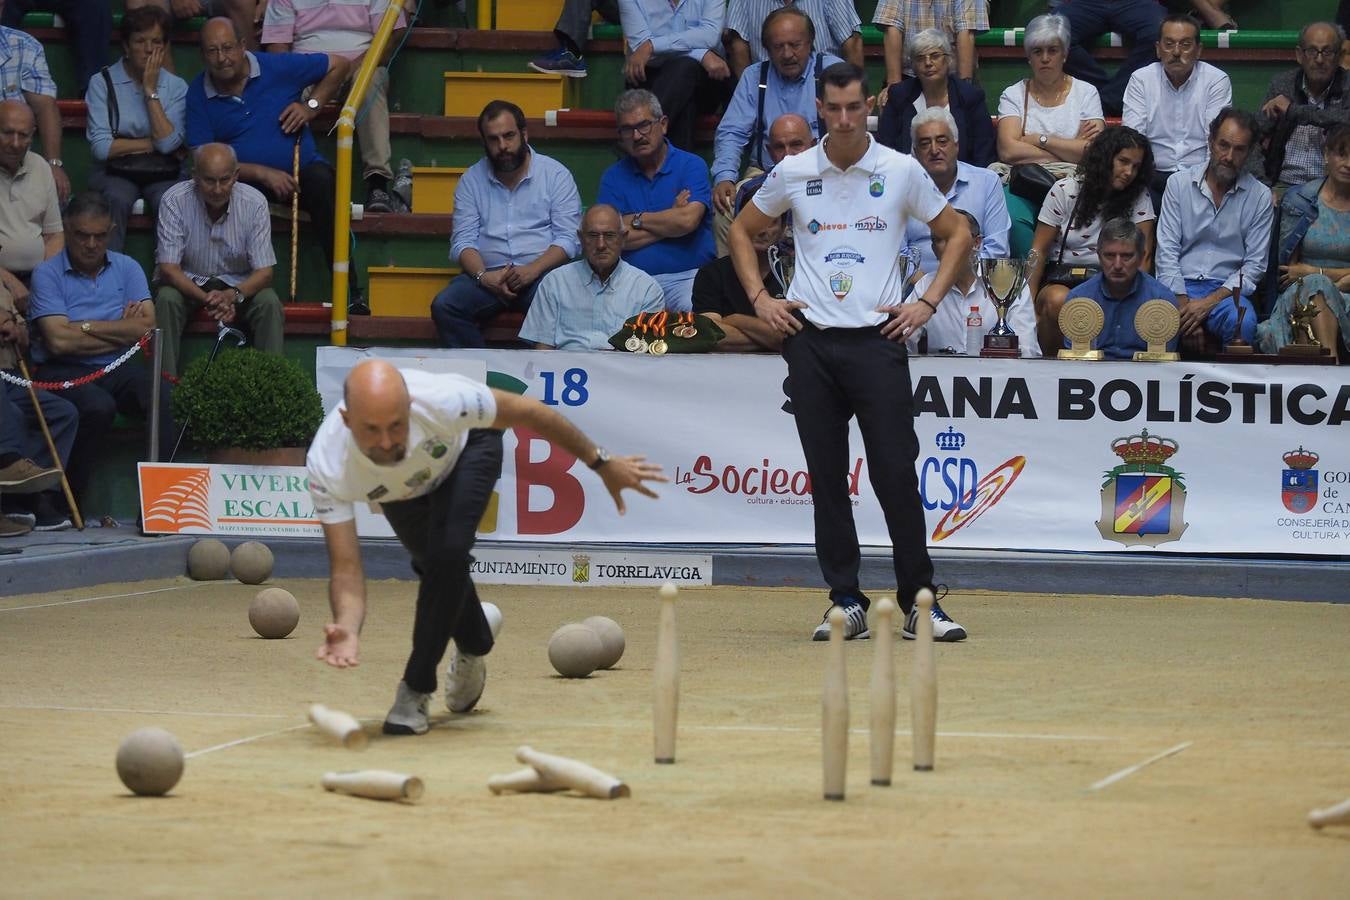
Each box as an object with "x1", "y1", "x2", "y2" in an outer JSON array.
[
  {"x1": 1041, "y1": 187, "x2": 1099, "y2": 287},
  {"x1": 100, "y1": 67, "x2": 181, "y2": 186},
  {"x1": 1006, "y1": 81, "x2": 1057, "y2": 208}
]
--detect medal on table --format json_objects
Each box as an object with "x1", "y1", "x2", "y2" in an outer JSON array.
[
  {"x1": 625, "y1": 312, "x2": 648, "y2": 353},
  {"x1": 649, "y1": 310, "x2": 669, "y2": 355},
  {"x1": 673, "y1": 311, "x2": 696, "y2": 339}
]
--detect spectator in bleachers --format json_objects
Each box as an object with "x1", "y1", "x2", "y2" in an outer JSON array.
[
  {"x1": 0, "y1": 0, "x2": 110, "y2": 101},
  {"x1": 0, "y1": 10, "x2": 69, "y2": 201},
  {"x1": 527, "y1": 0, "x2": 620, "y2": 78},
  {"x1": 903, "y1": 107, "x2": 1009, "y2": 278},
  {"x1": 724, "y1": 0, "x2": 861, "y2": 80},
  {"x1": 84, "y1": 4, "x2": 188, "y2": 254},
  {"x1": 127, "y1": 0, "x2": 264, "y2": 53},
  {"x1": 261, "y1": 0, "x2": 406, "y2": 214},
  {"x1": 431, "y1": 100, "x2": 581, "y2": 349},
  {"x1": 693, "y1": 178, "x2": 789, "y2": 352},
  {"x1": 1256, "y1": 22, "x2": 1350, "y2": 196},
  {"x1": 871, "y1": 0, "x2": 987, "y2": 91},
  {"x1": 153, "y1": 143, "x2": 282, "y2": 376},
  {"x1": 1156, "y1": 108, "x2": 1271, "y2": 352},
  {"x1": 994, "y1": 15, "x2": 1104, "y2": 183},
  {"x1": 28, "y1": 192, "x2": 174, "y2": 513},
  {"x1": 877, "y1": 28, "x2": 994, "y2": 166},
  {"x1": 1026, "y1": 125, "x2": 1154, "y2": 356},
  {"x1": 904, "y1": 209, "x2": 1039, "y2": 357},
  {"x1": 1123, "y1": 14, "x2": 1231, "y2": 214},
  {"x1": 1257, "y1": 123, "x2": 1350, "y2": 361},
  {"x1": 617, "y1": 0, "x2": 730, "y2": 151},
  {"x1": 0, "y1": 282, "x2": 74, "y2": 531},
  {"x1": 187, "y1": 18, "x2": 359, "y2": 309},
  {"x1": 1064, "y1": 217, "x2": 1178, "y2": 360},
  {"x1": 597, "y1": 89, "x2": 715, "y2": 313},
  {"x1": 0, "y1": 99, "x2": 63, "y2": 310},
  {"x1": 712, "y1": 8, "x2": 838, "y2": 255},
  {"x1": 1054, "y1": 0, "x2": 1163, "y2": 117},
  {"x1": 519, "y1": 204, "x2": 664, "y2": 351},
  {"x1": 718, "y1": 112, "x2": 816, "y2": 256}
]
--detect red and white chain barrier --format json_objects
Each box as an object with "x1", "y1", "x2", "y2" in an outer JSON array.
[{"x1": 0, "y1": 333, "x2": 152, "y2": 392}]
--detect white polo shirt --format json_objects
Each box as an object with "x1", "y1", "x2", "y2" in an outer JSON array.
[
  {"x1": 753, "y1": 134, "x2": 946, "y2": 328},
  {"x1": 306, "y1": 370, "x2": 497, "y2": 525}
]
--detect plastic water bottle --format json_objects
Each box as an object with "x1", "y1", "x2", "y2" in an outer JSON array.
[
  {"x1": 392, "y1": 159, "x2": 413, "y2": 212},
  {"x1": 965, "y1": 305, "x2": 983, "y2": 356}
]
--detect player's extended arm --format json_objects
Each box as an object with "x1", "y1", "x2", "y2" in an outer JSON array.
[
  {"x1": 317, "y1": 519, "x2": 366, "y2": 668},
  {"x1": 489, "y1": 389, "x2": 666, "y2": 514}
]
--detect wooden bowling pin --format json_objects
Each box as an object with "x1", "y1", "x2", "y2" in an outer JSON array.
[
  {"x1": 911, "y1": 589, "x2": 937, "y2": 771},
  {"x1": 307, "y1": 704, "x2": 367, "y2": 750},
  {"x1": 1308, "y1": 796, "x2": 1350, "y2": 829},
  {"x1": 322, "y1": 770, "x2": 423, "y2": 801},
  {"x1": 869, "y1": 597, "x2": 898, "y2": 787},
  {"x1": 653, "y1": 582, "x2": 679, "y2": 764},
  {"x1": 822, "y1": 606, "x2": 849, "y2": 801},
  {"x1": 488, "y1": 767, "x2": 567, "y2": 795},
  {"x1": 515, "y1": 746, "x2": 630, "y2": 800}
]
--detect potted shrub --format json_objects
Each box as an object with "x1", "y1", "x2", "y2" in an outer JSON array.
[{"x1": 174, "y1": 348, "x2": 324, "y2": 465}]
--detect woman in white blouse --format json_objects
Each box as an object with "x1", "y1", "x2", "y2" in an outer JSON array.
[
  {"x1": 1026, "y1": 125, "x2": 1157, "y2": 356},
  {"x1": 994, "y1": 14, "x2": 1105, "y2": 181}
]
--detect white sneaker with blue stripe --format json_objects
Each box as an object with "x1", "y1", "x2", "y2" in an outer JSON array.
[{"x1": 811, "y1": 601, "x2": 870, "y2": 641}]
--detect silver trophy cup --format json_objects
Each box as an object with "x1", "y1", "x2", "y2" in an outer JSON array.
[{"x1": 975, "y1": 253, "x2": 1037, "y2": 357}]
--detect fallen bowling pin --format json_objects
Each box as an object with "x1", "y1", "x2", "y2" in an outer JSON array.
[
  {"x1": 322, "y1": 770, "x2": 423, "y2": 801},
  {"x1": 307, "y1": 704, "x2": 368, "y2": 750},
  {"x1": 487, "y1": 767, "x2": 568, "y2": 796},
  {"x1": 1308, "y1": 796, "x2": 1350, "y2": 829},
  {"x1": 515, "y1": 746, "x2": 630, "y2": 800}
]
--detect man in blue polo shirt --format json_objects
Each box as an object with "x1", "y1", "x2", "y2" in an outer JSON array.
[
  {"x1": 186, "y1": 18, "x2": 359, "y2": 309},
  {"x1": 597, "y1": 89, "x2": 716, "y2": 312},
  {"x1": 1068, "y1": 217, "x2": 1178, "y2": 359},
  {"x1": 29, "y1": 192, "x2": 174, "y2": 516}
]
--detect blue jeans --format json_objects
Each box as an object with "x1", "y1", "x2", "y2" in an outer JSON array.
[
  {"x1": 1184, "y1": 278, "x2": 1257, "y2": 344},
  {"x1": 430, "y1": 273, "x2": 538, "y2": 348},
  {"x1": 1, "y1": 379, "x2": 77, "y2": 466},
  {"x1": 1053, "y1": 0, "x2": 1165, "y2": 115}
]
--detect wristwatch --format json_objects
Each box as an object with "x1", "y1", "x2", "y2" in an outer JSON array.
[
  {"x1": 1038, "y1": 134, "x2": 1049, "y2": 148},
  {"x1": 631, "y1": 213, "x2": 644, "y2": 231},
  {"x1": 48, "y1": 158, "x2": 64, "y2": 168},
  {"x1": 147, "y1": 91, "x2": 161, "y2": 102},
  {"x1": 589, "y1": 447, "x2": 612, "y2": 470},
  {"x1": 232, "y1": 287, "x2": 245, "y2": 305},
  {"x1": 80, "y1": 321, "x2": 92, "y2": 334},
  {"x1": 305, "y1": 97, "x2": 321, "y2": 112}
]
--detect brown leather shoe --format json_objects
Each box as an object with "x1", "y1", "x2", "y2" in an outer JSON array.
[
  {"x1": 0, "y1": 515, "x2": 33, "y2": 537},
  {"x1": 0, "y1": 458, "x2": 61, "y2": 494}
]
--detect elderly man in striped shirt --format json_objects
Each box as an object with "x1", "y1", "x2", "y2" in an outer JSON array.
[{"x1": 152, "y1": 142, "x2": 283, "y2": 376}]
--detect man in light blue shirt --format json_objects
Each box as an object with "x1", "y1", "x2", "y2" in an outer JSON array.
[
  {"x1": 520, "y1": 204, "x2": 665, "y2": 350},
  {"x1": 431, "y1": 100, "x2": 582, "y2": 348},
  {"x1": 1156, "y1": 107, "x2": 1272, "y2": 348},
  {"x1": 619, "y1": 0, "x2": 730, "y2": 150},
  {"x1": 902, "y1": 107, "x2": 1010, "y2": 275}
]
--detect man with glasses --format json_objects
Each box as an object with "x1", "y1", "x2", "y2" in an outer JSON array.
[
  {"x1": 519, "y1": 204, "x2": 664, "y2": 350},
  {"x1": 28, "y1": 192, "x2": 175, "y2": 515},
  {"x1": 431, "y1": 100, "x2": 581, "y2": 348},
  {"x1": 597, "y1": 89, "x2": 716, "y2": 313},
  {"x1": 0, "y1": 100, "x2": 62, "y2": 313},
  {"x1": 1052, "y1": 0, "x2": 1164, "y2": 117},
  {"x1": 1124, "y1": 14, "x2": 1232, "y2": 212},
  {"x1": 1257, "y1": 22, "x2": 1350, "y2": 194}
]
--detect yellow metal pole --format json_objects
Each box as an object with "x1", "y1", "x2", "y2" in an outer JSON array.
[
  {"x1": 331, "y1": 1, "x2": 406, "y2": 346},
  {"x1": 476, "y1": 0, "x2": 492, "y2": 29}
]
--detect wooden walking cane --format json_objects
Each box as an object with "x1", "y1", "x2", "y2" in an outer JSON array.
[
  {"x1": 291, "y1": 138, "x2": 301, "y2": 300},
  {"x1": 16, "y1": 358, "x2": 83, "y2": 531}
]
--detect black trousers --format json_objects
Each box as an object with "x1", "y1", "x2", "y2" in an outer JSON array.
[
  {"x1": 782, "y1": 322, "x2": 934, "y2": 615},
  {"x1": 641, "y1": 55, "x2": 728, "y2": 152},
  {"x1": 380, "y1": 429, "x2": 503, "y2": 694},
  {"x1": 262, "y1": 160, "x2": 362, "y2": 296},
  {"x1": 36, "y1": 358, "x2": 174, "y2": 508}
]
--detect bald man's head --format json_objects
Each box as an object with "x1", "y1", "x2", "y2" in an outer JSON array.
[
  {"x1": 579, "y1": 203, "x2": 624, "y2": 276},
  {"x1": 768, "y1": 114, "x2": 815, "y2": 164},
  {"x1": 0, "y1": 100, "x2": 36, "y2": 174},
  {"x1": 341, "y1": 360, "x2": 412, "y2": 465}
]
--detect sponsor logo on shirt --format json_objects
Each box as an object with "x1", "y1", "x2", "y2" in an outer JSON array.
[
  {"x1": 806, "y1": 178, "x2": 823, "y2": 196},
  {"x1": 869, "y1": 174, "x2": 886, "y2": 197},
  {"x1": 421, "y1": 438, "x2": 448, "y2": 459},
  {"x1": 823, "y1": 246, "x2": 865, "y2": 268},
  {"x1": 404, "y1": 469, "x2": 432, "y2": 490},
  {"x1": 854, "y1": 215, "x2": 887, "y2": 232},
  {"x1": 367, "y1": 485, "x2": 389, "y2": 501},
  {"x1": 806, "y1": 219, "x2": 847, "y2": 234},
  {"x1": 830, "y1": 272, "x2": 853, "y2": 299}
]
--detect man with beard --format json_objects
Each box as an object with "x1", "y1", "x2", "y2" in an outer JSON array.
[
  {"x1": 1156, "y1": 107, "x2": 1272, "y2": 352},
  {"x1": 307, "y1": 358, "x2": 665, "y2": 735},
  {"x1": 431, "y1": 100, "x2": 582, "y2": 348}
]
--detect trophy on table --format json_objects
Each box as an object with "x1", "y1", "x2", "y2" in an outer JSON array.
[
  {"x1": 1057, "y1": 297, "x2": 1105, "y2": 360},
  {"x1": 1280, "y1": 278, "x2": 1333, "y2": 358},
  {"x1": 1224, "y1": 277, "x2": 1254, "y2": 354},
  {"x1": 766, "y1": 241, "x2": 794, "y2": 298},
  {"x1": 976, "y1": 252, "x2": 1038, "y2": 358},
  {"x1": 1132, "y1": 299, "x2": 1181, "y2": 361}
]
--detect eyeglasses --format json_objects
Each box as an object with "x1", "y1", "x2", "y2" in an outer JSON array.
[
  {"x1": 582, "y1": 230, "x2": 620, "y2": 243},
  {"x1": 1298, "y1": 46, "x2": 1339, "y2": 60},
  {"x1": 1159, "y1": 39, "x2": 1197, "y2": 53},
  {"x1": 913, "y1": 51, "x2": 948, "y2": 66},
  {"x1": 616, "y1": 119, "x2": 658, "y2": 138}
]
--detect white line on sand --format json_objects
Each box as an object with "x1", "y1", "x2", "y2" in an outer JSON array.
[
  {"x1": 0, "y1": 584, "x2": 193, "y2": 612},
  {"x1": 186, "y1": 723, "x2": 315, "y2": 759},
  {"x1": 514, "y1": 719, "x2": 1116, "y2": 742},
  {"x1": 1088, "y1": 741, "x2": 1194, "y2": 791},
  {"x1": 0, "y1": 704, "x2": 292, "y2": 719}
]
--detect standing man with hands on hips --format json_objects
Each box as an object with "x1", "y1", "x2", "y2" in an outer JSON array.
[{"x1": 727, "y1": 62, "x2": 973, "y2": 644}]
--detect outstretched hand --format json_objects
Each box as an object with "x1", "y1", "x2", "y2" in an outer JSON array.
[
  {"x1": 316, "y1": 623, "x2": 360, "y2": 668},
  {"x1": 596, "y1": 454, "x2": 667, "y2": 515}
]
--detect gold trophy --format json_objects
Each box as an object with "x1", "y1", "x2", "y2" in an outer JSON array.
[
  {"x1": 1279, "y1": 279, "x2": 1333, "y2": 358},
  {"x1": 1132, "y1": 299, "x2": 1180, "y2": 361},
  {"x1": 976, "y1": 253, "x2": 1038, "y2": 358},
  {"x1": 1057, "y1": 297, "x2": 1105, "y2": 360}
]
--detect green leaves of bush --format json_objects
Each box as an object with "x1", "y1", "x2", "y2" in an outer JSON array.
[{"x1": 174, "y1": 348, "x2": 324, "y2": 451}]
